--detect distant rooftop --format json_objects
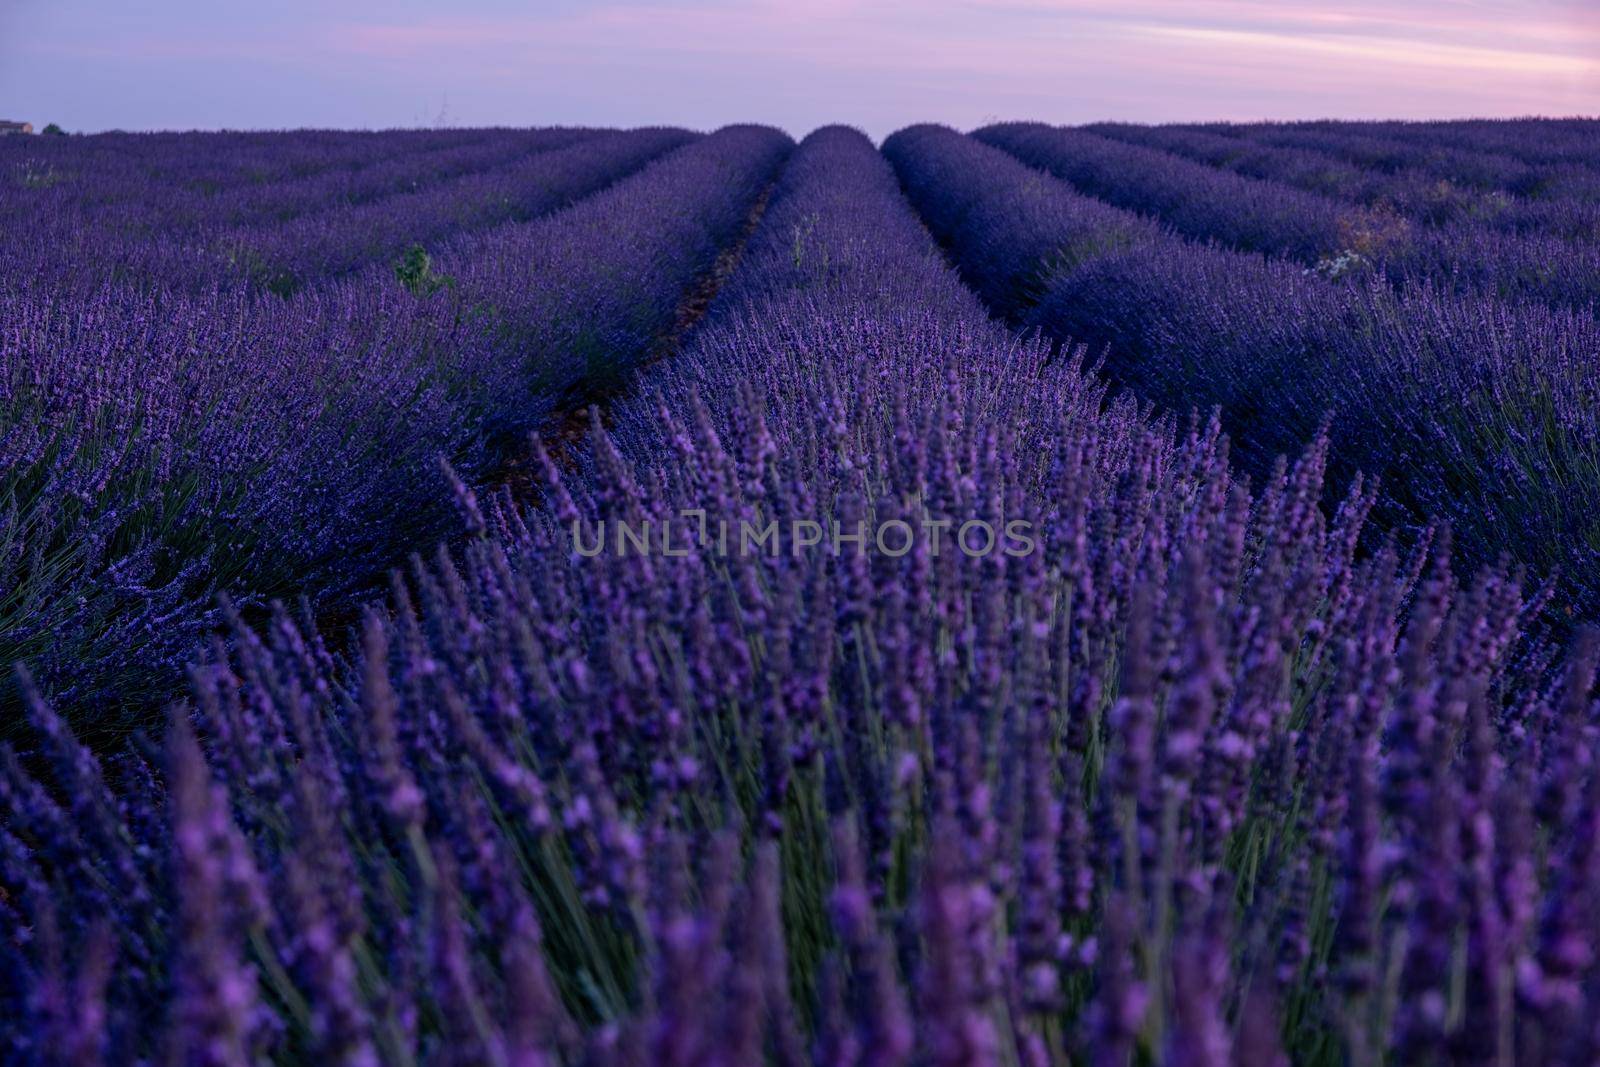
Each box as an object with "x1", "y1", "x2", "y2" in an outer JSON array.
[{"x1": 0, "y1": 120, "x2": 34, "y2": 135}]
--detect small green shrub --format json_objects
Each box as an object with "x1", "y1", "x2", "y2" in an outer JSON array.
[{"x1": 395, "y1": 243, "x2": 450, "y2": 296}]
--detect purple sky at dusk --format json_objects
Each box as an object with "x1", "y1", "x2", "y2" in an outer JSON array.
[{"x1": 1, "y1": 0, "x2": 1595, "y2": 136}]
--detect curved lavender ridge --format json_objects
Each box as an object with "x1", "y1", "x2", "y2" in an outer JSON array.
[
  {"x1": 884, "y1": 123, "x2": 1600, "y2": 618},
  {"x1": 1217, "y1": 119, "x2": 1600, "y2": 250},
  {"x1": 1229, "y1": 119, "x2": 1600, "y2": 194},
  {"x1": 196, "y1": 127, "x2": 697, "y2": 295},
  {"x1": 2, "y1": 128, "x2": 687, "y2": 297},
  {"x1": 975, "y1": 122, "x2": 1600, "y2": 315},
  {"x1": 96, "y1": 128, "x2": 696, "y2": 296},
  {"x1": 0, "y1": 128, "x2": 500, "y2": 213},
  {"x1": 1087, "y1": 122, "x2": 1600, "y2": 242},
  {"x1": 883, "y1": 124, "x2": 1159, "y2": 318},
  {"x1": 5, "y1": 124, "x2": 1593, "y2": 1066},
  {"x1": 0, "y1": 129, "x2": 508, "y2": 280},
  {"x1": 1086, "y1": 122, "x2": 1466, "y2": 221},
  {"x1": 975, "y1": 122, "x2": 1351, "y2": 263},
  {"x1": 1384, "y1": 118, "x2": 1600, "y2": 172},
  {"x1": 432, "y1": 123, "x2": 792, "y2": 411},
  {"x1": 0, "y1": 128, "x2": 596, "y2": 241},
  {"x1": 207, "y1": 129, "x2": 598, "y2": 230},
  {"x1": 0, "y1": 125, "x2": 790, "y2": 716}
]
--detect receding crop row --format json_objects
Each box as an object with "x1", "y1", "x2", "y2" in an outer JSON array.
[
  {"x1": 9, "y1": 128, "x2": 695, "y2": 295},
  {"x1": 0, "y1": 126, "x2": 789, "y2": 716},
  {"x1": 1212, "y1": 119, "x2": 1600, "y2": 242},
  {"x1": 5, "y1": 124, "x2": 1596, "y2": 1067},
  {"x1": 0, "y1": 128, "x2": 566, "y2": 284},
  {"x1": 1085, "y1": 122, "x2": 1600, "y2": 242},
  {"x1": 974, "y1": 123, "x2": 1600, "y2": 314},
  {"x1": 0, "y1": 127, "x2": 496, "y2": 199},
  {"x1": 1227, "y1": 120, "x2": 1598, "y2": 195},
  {"x1": 193, "y1": 128, "x2": 697, "y2": 295},
  {"x1": 884, "y1": 124, "x2": 1600, "y2": 617},
  {"x1": 64, "y1": 128, "x2": 594, "y2": 237},
  {"x1": 982, "y1": 124, "x2": 1349, "y2": 262},
  {"x1": 209, "y1": 129, "x2": 596, "y2": 230}
]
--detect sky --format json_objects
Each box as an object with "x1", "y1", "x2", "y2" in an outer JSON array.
[{"x1": 1, "y1": 0, "x2": 1595, "y2": 137}]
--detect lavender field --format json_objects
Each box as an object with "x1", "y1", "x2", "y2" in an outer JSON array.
[{"x1": 4, "y1": 119, "x2": 1600, "y2": 1065}]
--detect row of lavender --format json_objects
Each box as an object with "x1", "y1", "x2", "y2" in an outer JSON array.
[
  {"x1": 0, "y1": 126, "x2": 790, "y2": 717},
  {"x1": 5, "y1": 128, "x2": 701, "y2": 294},
  {"x1": 883, "y1": 124, "x2": 1600, "y2": 618},
  {"x1": 4, "y1": 130, "x2": 595, "y2": 242},
  {"x1": 970, "y1": 122, "x2": 1600, "y2": 314},
  {"x1": 1225, "y1": 119, "x2": 1600, "y2": 199},
  {"x1": 6, "y1": 125, "x2": 1599, "y2": 1064},
  {"x1": 0, "y1": 127, "x2": 504, "y2": 210},
  {"x1": 0, "y1": 126, "x2": 516, "y2": 277},
  {"x1": 185, "y1": 128, "x2": 694, "y2": 296},
  {"x1": 1084, "y1": 121, "x2": 1600, "y2": 241}
]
